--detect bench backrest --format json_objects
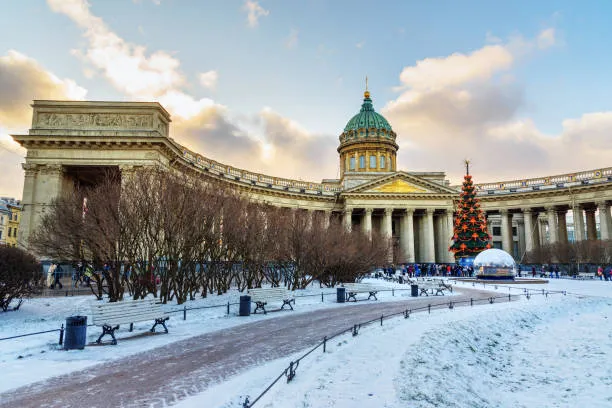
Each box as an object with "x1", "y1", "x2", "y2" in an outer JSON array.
[
  {"x1": 247, "y1": 287, "x2": 292, "y2": 302},
  {"x1": 342, "y1": 283, "x2": 378, "y2": 292},
  {"x1": 91, "y1": 298, "x2": 164, "y2": 326}
]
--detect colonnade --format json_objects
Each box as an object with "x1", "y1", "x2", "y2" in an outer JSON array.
[
  {"x1": 493, "y1": 201, "x2": 612, "y2": 256},
  {"x1": 341, "y1": 207, "x2": 454, "y2": 264}
]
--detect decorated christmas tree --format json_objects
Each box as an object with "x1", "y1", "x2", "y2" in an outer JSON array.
[{"x1": 449, "y1": 160, "x2": 491, "y2": 260}]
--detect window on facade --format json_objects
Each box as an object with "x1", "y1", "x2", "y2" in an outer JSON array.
[
  {"x1": 370, "y1": 155, "x2": 376, "y2": 168},
  {"x1": 8, "y1": 227, "x2": 11, "y2": 237},
  {"x1": 359, "y1": 155, "x2": 366, "y2": 169},
  {"x1": 493, "y1": 241, "x2": 502, "y2": 249},
  {"x1": 512, "y1": 227, "x2": 517, "y2": 236},
  {"x1": 380, "y1": 156, "x2": 386, "y2": 169},
  {"x1": 13, "y1": 229, "x2": 17, "y2": 238},
  {"x1": 492, "y1": 226, "x2": 501, "y2": 236},
  {"x1": 349, "y1": 157, "x2": 356, "y2": 170}
]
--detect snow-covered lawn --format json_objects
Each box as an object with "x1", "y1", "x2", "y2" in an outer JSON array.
[{"x1": 2, "y1": 277, "x2": 612, "y2": 407}]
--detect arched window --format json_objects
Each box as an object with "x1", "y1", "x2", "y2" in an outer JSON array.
[
  {"x1": 380, "y1": 156, "x2": 386, "y2": 169},
  {"x1": 359, "y1": 155, "x2": 366, "y2": 169},
  {"x1": 349, "y1": 157, "x2": 356, "y2": 170},
  {"x1": 370, "y1": 155, "x2": 376, "y2": 168}
]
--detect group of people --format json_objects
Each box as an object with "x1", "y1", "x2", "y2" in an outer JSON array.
[
  {"x1": 378, "y1": 263, "x2": 475, "y2": 279},
  {"x1": 45, "y1": 261, "x2": 96, "y2": 289}
]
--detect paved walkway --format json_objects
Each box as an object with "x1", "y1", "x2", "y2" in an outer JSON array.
[{"x1": 0, "y1": 287, "x2": 498, "y2": 408}]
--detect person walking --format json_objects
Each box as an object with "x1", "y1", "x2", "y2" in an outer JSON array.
[
  {"x1": 47, "y1": 263, "x2": 56, "y2": 288},
  {"x1": 52, "y1": 263, "x2": 63, "y2": 289}
]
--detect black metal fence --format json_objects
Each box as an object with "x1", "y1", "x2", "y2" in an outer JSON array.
[{"x1": 241, "y1": 286, "x2": 569, "y2": 407}]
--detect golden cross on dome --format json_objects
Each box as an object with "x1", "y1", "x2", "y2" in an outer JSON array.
[{"x1": 364, "y1": 76, "x2": 370, "y2": 98}]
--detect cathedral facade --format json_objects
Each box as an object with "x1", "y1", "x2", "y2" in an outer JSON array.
[{"x1": 11, "y1": 94, "x2": 612, "y2": 263}]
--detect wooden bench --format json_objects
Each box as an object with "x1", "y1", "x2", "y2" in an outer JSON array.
[
  {"x1": 577, "y1": 272, "x2": 596, "y2": 279},
  {"x1": 91, "y1": 298, "x2": 169, "y2": 345},
  {"x1": 341, "y1": 283, "x2": 380, "y2": 302},
  {"x1": 418, "y1": 282, "x2": 450, "y2": 296},
  {"x1": 247, "y1": 287, "x2": 295, "y2": 314}
]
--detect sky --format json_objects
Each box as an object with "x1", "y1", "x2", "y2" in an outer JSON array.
[{"x1": 1, "y1": 0, "x2": 612, "y2": 199}]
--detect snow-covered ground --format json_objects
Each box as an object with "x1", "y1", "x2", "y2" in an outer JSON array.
[{"x1": 2, "y1": 278, "x2": 612, "y2": 407}]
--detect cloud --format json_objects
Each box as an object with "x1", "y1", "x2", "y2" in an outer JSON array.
[
  {"x1": 284, "y1": 29, "x2": 298, "y2": 49},
  {"x1": 383, "y1": 28, "x2": 609, "y2": 183},
  {"x1": 242, "y1": 0, "x2": 269, "y2": 28},
  {"x1": 47, "y1": 0, "x2": 218, "y2": 120},
  {"x1": 198, "y1": 70, "x2": 218, "y2": 90},
  {"x1": 0, "y1": 50, "x2": 88, "y2": 198},
  {"x1": 355, "y1": 41, "x2": 365, "y2": 49}
]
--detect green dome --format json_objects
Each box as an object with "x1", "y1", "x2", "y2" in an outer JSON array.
[{"x1": 343, "y1": 93, "x2": 393, "y2": 133}]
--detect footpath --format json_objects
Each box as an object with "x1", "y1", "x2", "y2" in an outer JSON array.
[{"x1": 0, "y1": 287, "x2": 496, "y2": 408}]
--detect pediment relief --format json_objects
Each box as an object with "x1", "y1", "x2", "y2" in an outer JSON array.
[
  {"x1": 368, "y1": 179, "x2": 428, "y2": 193},
  {"x1": 344, "y1": 171, "x2": 458, "y2": 195}
]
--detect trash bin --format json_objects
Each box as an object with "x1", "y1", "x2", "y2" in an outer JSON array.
[
  {"x1": 239, "y1": 295, "x2": 251, "y2": 316},
  {"x1": 64, "y1": 315, "x2": 87, "y2": 350},
  {"x1": 411, "y1": 284, "x2": 418, "y2": 297},
  {"x1": 336, "y1": 286, "x2": 346, "y2": 303}
]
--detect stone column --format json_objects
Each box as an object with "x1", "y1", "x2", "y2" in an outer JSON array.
[
  {"x1": 545, "y1": 206, "x2": 558, "y2": 244},
  {"x1": 382, "y1": 208, "x2": 393, "y2": 238},
  {"x1": 597, "y1": 201, "x2": 611, "y2": 240},
  {"x1": 500, "y1": 209, "x2": 513, "y2": 253},
  {"x1": 424, "y1": 208, "x2": 436, "y2": 263},
  {"x1": 362, "y1": 208, "x2": 373, "y2": 240},
  {"x1": 343, "y1": 207, "x2": 353, "y2": 232},
  {"x1": 17, "y1": 163, "x2": 39, "y2": 248},
  {"x1": 572, "y1": 204, "x2": 585, "y2": 242},
  {"x1": 557, "y1": 209, "x2": 568, "y2": 243},
  {"x1": 306, "y1": 209, "x2": 314, "y2": 231},
  {"x1": 585, "y1": 208, "x2": 597, "y2": 240},
  {"x1": 445, "y1": 209, "x2": 455, "y2": 263},
  {"x1": 522, "y1": 208, "x2": 534, "y2": 254},
  {"x1": 516, "y1": 216, "x2": 526, "y2": 260},
  {"x1": 382, "y1": 208, "x2": 394, "y2": 263},
  {"x1": 400, "y1": 208, "x2": 415, "y2": 263}
]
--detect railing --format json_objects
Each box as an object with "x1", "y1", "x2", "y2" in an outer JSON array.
[
  {"x1": 179, "y1": 140, "x2": 612, "y2": 198},
  {"x1": 179, "y1": 146, "x2": 343, "y2": 195},
  {"x1": 473, "y1": 167, "x2": 612, "y2": 195},
  {"x1": 242, "y1": 283, "x2": 569, "y2": 407}
]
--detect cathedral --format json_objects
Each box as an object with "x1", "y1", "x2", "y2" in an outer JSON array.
[{"x1": 11, "y1": 90, "x2": 612, "y2": 263}]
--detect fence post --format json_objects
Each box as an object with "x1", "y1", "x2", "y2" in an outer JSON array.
[
  {"x1": 321, "y1": 292, "x2": 324, "y2": 302},
  {"x1": 380, "y1": 314, "x2": 383, "y2": 326},
  {"x1": 489, "y1": 297, "x2": 494, "y2": 304},
  {"x1": 352, "y1": 324, "x2": 359, "y2": 336},
  {"x1": 470, "y1": 298, "x2": 473, "y2": 306},
  {"x1": 428, "y1": 304, "x2": 431, "y2": 314},
  {"x1": 59, "y1": 324, "x2": 64, "y2": 346},
  {"x1": 392, "y1": 288, "x2": 394, "y2": 296},
  {"x1": 227, "y1": 301, "x2": 230, "y2": 315},
  {"x1": 183, "y1": 305, "x2": 187, "y2": 321},
  {"x1": 508, "y1": 293, "x2": 511, "y2": 302},
  {"x1": 323, "y1": 336, "x2": 327, "y2": 353},
  {"x1": 404, "y1": 309, "x2": 409, "y2": 319},
  {"x1": 449, "y1": 301, "x2": 453, "y2": 309}
]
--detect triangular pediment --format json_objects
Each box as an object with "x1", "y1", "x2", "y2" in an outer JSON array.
[{"x1": 343, "y1": 172, "x2": 458, "y2": 195}]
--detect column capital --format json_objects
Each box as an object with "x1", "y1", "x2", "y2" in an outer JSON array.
[
  {"x1": 584, "y1": 207, "x2": 597, "y2": 214},
  {"x1": 404, "y1": 207, "x2": 415, "y2": 215},
  {"x1": 343, "y1": 207, "x2": 353, "y2": 214},
  {"x1": 425, "y1": 208, "x2": 435, "y2": 215},
  {"x1": 521, "y1": 207, "x2": 533, "y2": 214},
  {"x1": 364, "y1": 207, "x2": 374, "y2": 214},
  {"x1": 596, "y1": 200, "x2": 609, "y2": 208},
  {"x1": 38, "y1": 163, "x2": 64, "y2": 176},
  {"x1": 384, "y1": 208, "x2": 393, "y2": 215},
  {"x1": 500, "y1": 208, "x2": 509, "y2": 215},
  {"x1": 544, "y1": 205, "x2": 556, "y2": 212},
  {"x1": 22, "y1": 163, "x2": 39, "y2": 176}
]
